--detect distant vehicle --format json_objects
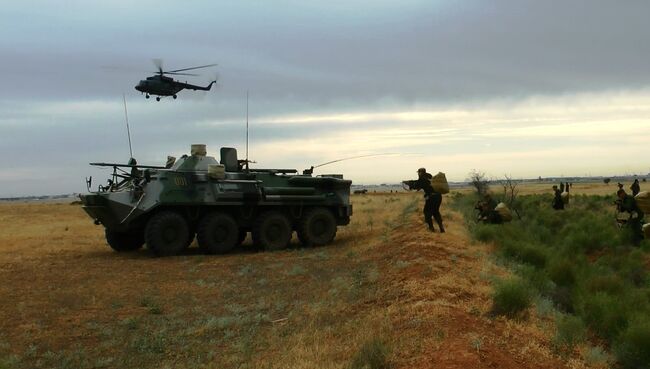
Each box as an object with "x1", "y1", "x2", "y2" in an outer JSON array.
[
  {"x1": 80, "y1": 145, "x2": 353, "y2": 256},
  {"x1": 353, "y1": 189, "x2": 368, "y2": 194},
  {"x1": 134, "y1": 59, "x2": 218, "y2": 101}
]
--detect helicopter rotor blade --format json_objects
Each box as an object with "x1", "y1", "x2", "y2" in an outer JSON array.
[
  {"x1": 166, "y1": 63, "x2": 218, "y2": 73},
  {"x1": 165, "y1": 72, "x2": 199, "y2": 76}
]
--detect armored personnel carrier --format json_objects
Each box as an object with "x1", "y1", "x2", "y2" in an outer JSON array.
[{"x1": 80, "y1": 145, "x2": 352, "y2": 256}]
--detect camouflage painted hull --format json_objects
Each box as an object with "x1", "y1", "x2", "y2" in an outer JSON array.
[{"x1": 81, "y1": 146, "x2": 352, "y2": 254}]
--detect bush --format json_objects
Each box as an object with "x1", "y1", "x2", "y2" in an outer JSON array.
[
  {"x1": 474, "y1": 224, "x2": 500, "y2": 243},
  {"x1": 548, "y1": 260, "x2": 576, "y2": 287},
  {"x1": 549, "y1": 286, "x2": 574, "y2": 313},
  {"x1": 579, "y1": 293, "x2": 630, "y2": 341},
  {"x1": 519, "y1": 246, "x2": 547, "y2": 268},
  {"x1": 587, "y1": 274, "x2": 625, "y2": 295},
  {"x1": 518, "y1": 265, "x2": 553, "y2": 295},
  {"x1": 553, "y1": 315, "x2": 586, "y2": 351},
  {"x1": 454, "y1": 192, "x2": 650, "y2": 367},
  {"x1": 349, "y1": 338, "x2": 390, "y2": 369},
  {"x1": 499, "y1": 241, "x2": 547, "y2": 268},
  {"x1": 614, "y1": 317, "x2": 650, "y2": 369},
  {"x1": 491, "y1": 278, "x2": 532, "y2": 318}
]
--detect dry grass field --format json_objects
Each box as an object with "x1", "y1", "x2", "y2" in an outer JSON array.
[{"x1": 0, "y1": 184, "x2": 620, "y2": 368}]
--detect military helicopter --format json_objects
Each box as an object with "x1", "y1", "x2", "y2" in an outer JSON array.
[{"x1": 134, "y1": 59, "x2": 218, "y2": 101}]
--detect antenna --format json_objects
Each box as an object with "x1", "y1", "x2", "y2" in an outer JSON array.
[
  {"x1": 246, "y1": 91, "x2": 249, "y2": 170},
  {"x1": 122, "y1": 93, "x2": 133, "y2": 158}
]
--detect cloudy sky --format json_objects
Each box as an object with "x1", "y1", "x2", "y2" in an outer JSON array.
[{"x1": 1, "y1": 1, "x2": 649, "y2": 196}]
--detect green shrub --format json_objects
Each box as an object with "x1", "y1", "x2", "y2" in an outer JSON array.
[
  {"x1": 579, "y1": 293, "x2": 630, "y2": 341},
  {"x1": 548, "y1": 260, "x2": 576, "y2": 287},
  {"x1": 491, "y1": 278, "x2": 532, "y2": 318},
  {"x1": 474, "y1": 224, "x2": 500, "y2": 243},
  {"x1": 349, "y1": 338, "x2": 390, "y2": 369},
  {"x1": 587, "y1": 274, "x2": 625, "y2": 295},
  {"x1": 498, "y1": 241, "x2": 547, "y2": 268},
  {"x1": 519, "y1": 246, "x2": 547, "y2": 268},
  {"x1": 549, "y1": 286, "x2": 574, "y2": 313},
  {"x1": 583, "y1": 345, "x2": 612, "y2": 366},
  {"x1": 614, "y1": 317, "x2": 650, "y2": 369},
  {"x1": 454, "y1": 192, "x2": 650, "y2": 367},
  {"x1": 553, "y1": 314, "x2": 586, "y2": 350},
  {"x1": 518, "y1": 265, "x2": 553, "y2": 295}
]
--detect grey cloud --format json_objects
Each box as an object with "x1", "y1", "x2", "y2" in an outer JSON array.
[{"x1": 2, "y1": 1, "x2": 650, "y2": 195}]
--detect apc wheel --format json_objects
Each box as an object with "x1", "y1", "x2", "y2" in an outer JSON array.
[
  {"x1": 197, "y1": 212, "x2": 239, "y2": 254},
  {"x1": 297, "y1": 208, "x2": 337, "y2": 246},
  {"x1": 253, "y1": 211, "x2": 292, "y2": 251},
  {"x1": 105, "y1": 229, "x2": 144, "y2": 252},
  {"x1": 145, "y1": 211, "x2": 189, "y2": 256}
]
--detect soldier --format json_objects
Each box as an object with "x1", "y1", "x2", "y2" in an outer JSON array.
[
  {"x1": 617, "y1": 189, "x2": 645, "y2": 245},
  {"x1": 552, "y1": 185, "x2": 564, "y2": 210},
  {"x1": 476, "y1": 194, "x2": 502, "y2": 224},
  {"x1": 631, "y1": 179, "x2": 641, "y2": 197},
  {"x1": 403, "y1": 168, "x2": 445, "y2": 232},
  {"x1": 559, "y1": 182, "x2": 565, "y2": 193}
]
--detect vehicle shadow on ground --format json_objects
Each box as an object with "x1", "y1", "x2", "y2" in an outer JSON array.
[{"x1": 87, "y1": 235, "x2": 341, "y2": 260}]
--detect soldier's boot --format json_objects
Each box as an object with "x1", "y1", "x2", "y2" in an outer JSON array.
[
  {"x1": 433, "y1": 214, "x2": 445, "y2": 233},
  {"x1": 426, "y1": 219, "x2": 435, "y2": 232}
]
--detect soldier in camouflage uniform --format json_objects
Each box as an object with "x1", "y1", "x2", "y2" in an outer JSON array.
[
  {"x1": 552, "y1": 185, "x2": 564, "y2": 210},
  {"x1": 617, "y1": 189, "x2": 645, "y2": 245},
  {"x1": 631, "y1": 179, "x2": 641, "y2": 197},
  {"x1": 404, "y1": 168, "x2": 445, "y2": 233}
]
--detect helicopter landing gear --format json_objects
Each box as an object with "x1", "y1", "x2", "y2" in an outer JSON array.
[
  {"x1": 145, "y1": 94, "x2": 150, "y2": 99},
  {"x1": 156, "y1": 97, "x2": 161, "y2": 101},
  {"x1": 173, "y1": 95, "x2": 177, "y2": 99}
]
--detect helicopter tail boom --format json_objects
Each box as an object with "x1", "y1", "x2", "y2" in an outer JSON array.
[{"x1": 183, "y1": 80, "x2": 216, "y2": 91}]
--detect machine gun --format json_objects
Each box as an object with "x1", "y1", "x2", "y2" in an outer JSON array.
[{"x1": 89, "y1": 160, "x2": 166, "y2": 193}]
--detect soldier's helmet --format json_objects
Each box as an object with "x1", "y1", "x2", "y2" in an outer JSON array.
[{"x1": 417, "y1": 167, "x2": 426, "y2": 174}]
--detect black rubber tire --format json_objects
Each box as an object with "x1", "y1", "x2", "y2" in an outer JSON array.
[
  {"x1": 297, "y1": 208, "x2": 337, "y2": 246},
  {"x1": 145, "y1": 211, "x2": 189, "y2": 256},
  {"x1": 105, "y1": 229, "x2": 144, "y2": 252},
  {"x1": 197, "y1": 212, "x2": 239, "y2": 254},
  {"x1": 253, "y1": 211, "x2": 292, "y2": 251}
]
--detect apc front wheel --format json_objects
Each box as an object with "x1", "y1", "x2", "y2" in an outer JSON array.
[
  {"x1": 297, "y1": 208, "x2": 337, "y2": 246},
  {"x1": 253, "y1": 212, "x2": 292, "y2": 251},
  {"x1": 145, "y1": 211, "x2": 189, "y2": 256},
  {"x1": 105, "y1": 229, "x2": 144, "y2": 252},
  {"x1": 197, "y1": 213, "x2": 239, "y2": 254}
]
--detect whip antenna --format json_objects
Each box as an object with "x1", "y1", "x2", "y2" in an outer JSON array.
[
  {"x1": 122, "y1": 93, "x2": 133, "y2": 158},
  {"x1": 313, "y1": 153, "x2": 400, "y2": 169},
  {"x1": 246, "y1": 91, "x2": 249, "y2": 169}
]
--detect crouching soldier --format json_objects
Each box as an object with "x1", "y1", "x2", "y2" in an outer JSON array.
[
  {"x1": 403, "y1": 168, "x2": 445, "y2": 232},
  {"x1": 476, "y1": 194, "x2": 502, "y2": 224},
  {"x1": 617, "y1": 189, "x2": 645, "y2": 245},
  {"x1": 552, "y1": 185, "x2": 564, "y2": 210}
]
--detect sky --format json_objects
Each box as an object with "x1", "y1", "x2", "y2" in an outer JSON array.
[{"x1": 1, "y1": 1, "x2": 649, "y2": 196}]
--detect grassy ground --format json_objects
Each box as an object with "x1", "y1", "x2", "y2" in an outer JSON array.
[
  {"x1": 0, "y1": 190, "x2": 601, "y2": 369},
  {"x1": 453, "y1": 183, "x2": 650, "y2": 369}
]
